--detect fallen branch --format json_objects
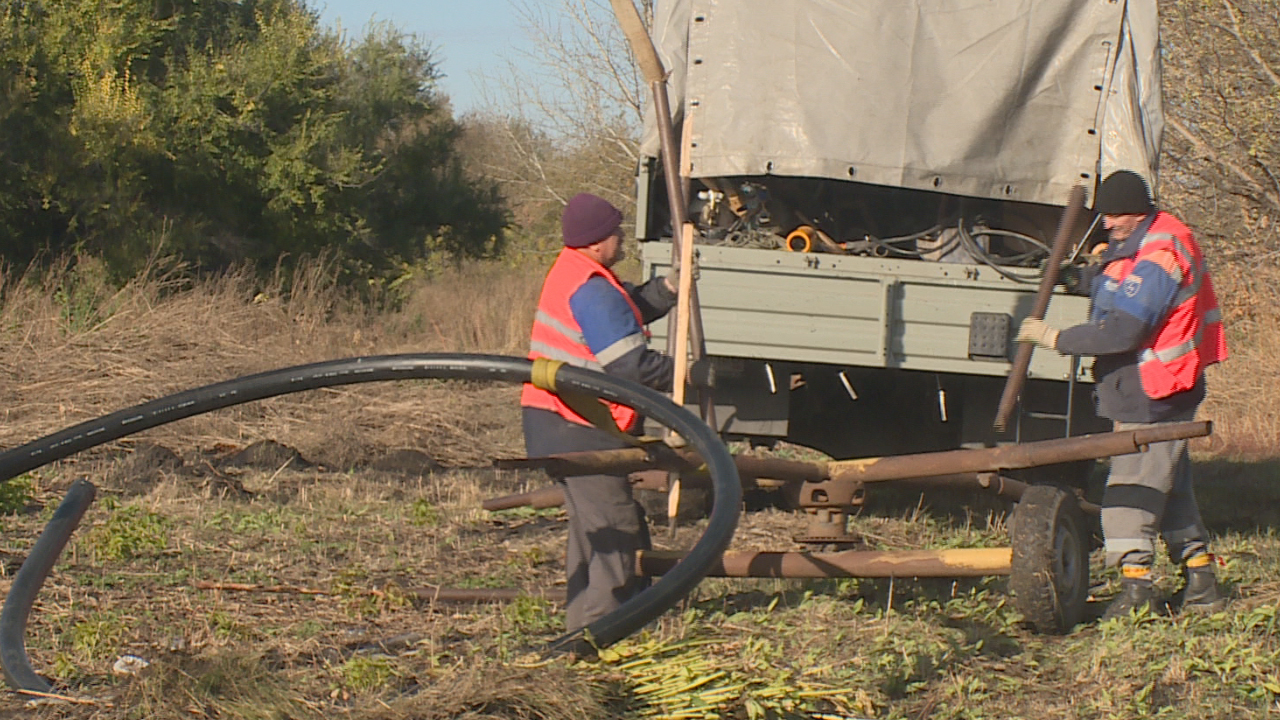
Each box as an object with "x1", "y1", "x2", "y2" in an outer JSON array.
[
  {"x1": 192, "y1": 580, "x2": 384, "y2": 598},
  {"x1": 13, "y1": 688, "x2": 100, "y2": 705},
  {"x1": 191, "y1": 580, "x2": 565, "y2": 604}
]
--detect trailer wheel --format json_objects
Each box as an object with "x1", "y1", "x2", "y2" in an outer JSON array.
[{"x1": 1009, "y1": 485, "x2": 1089, "y2": 634}]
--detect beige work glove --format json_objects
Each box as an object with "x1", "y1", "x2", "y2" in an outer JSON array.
[{"x1": 1016, "y1": 317, "x2": 1060, "y2": 350}]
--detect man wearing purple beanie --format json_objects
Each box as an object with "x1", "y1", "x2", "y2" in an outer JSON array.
[{"x1": 521, "y1": 192, "x2": 707, "y2": 638}]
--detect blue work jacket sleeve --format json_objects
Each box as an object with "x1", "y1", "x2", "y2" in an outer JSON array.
[
  {"x1": 569, "y1": 276, "x2": 674, "y2": 392},
  {"x1": 1056, "y1": 255, "x2": 1182, "y2": 356},
  {"x1": 625, "y1": 276, "x2": 677, "y2": 324}
]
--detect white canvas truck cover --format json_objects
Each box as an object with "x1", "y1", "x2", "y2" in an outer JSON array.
[{"x1": 640, "y1": 0, "x2": 1162, "y2": 208}]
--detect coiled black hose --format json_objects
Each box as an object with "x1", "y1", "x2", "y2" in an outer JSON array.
[{"x1": 0, "y1": 354, "x2": 741, "y2": 691}]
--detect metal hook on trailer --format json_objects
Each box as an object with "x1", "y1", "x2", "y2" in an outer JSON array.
[{"x1": 0, "y1": 354, "x2": 742, "y2": 692}]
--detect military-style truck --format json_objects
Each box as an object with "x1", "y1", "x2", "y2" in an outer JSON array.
[{"x1": 637, "y1": 0, "x2": 1164, "y2": 479}]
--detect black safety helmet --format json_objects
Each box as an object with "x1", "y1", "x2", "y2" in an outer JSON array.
[{"x1": 1094, "y1": 170, "x2": 1155, "y2": 215}]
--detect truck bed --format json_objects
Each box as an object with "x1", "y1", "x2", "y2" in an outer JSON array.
[{"x1": 643, "y1": 242, "x2": 1093, "y2": 382}]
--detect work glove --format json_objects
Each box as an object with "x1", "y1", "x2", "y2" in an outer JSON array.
[
  {"x1": 1058, "y1": 264, "x2": 1086, "y2": 294},
  {"x1": 1016, "y1": 317, "x2": 1059, "y2": 350},
  {"x1": 666, "y1": 257, "x2": 700, "y2": 293},
  {"x1": 688, "y1": 357, "x2": 715, "y2": 390},
  {"x1": 1057, "y1": 249, "x2": 1107, "y2": 295}
]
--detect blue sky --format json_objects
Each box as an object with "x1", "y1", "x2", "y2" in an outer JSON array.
[{"x1": 312, "y1": 0, "x2": 529, "y2": 113}]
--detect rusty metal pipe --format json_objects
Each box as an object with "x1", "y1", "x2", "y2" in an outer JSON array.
[
  {"x1": 484, "y1": 472, "x2": 782, "y2": 513},
  {"x1": 484, "y1": 469, "x2": 1105, "y2": 517},
  {"x1": 494, "y1": 445, "x2": 828, "y2": 483},
  {"x1": 827, "y1": 421, "x2": 1209, "y2": 482},
  {"x1": 495, "y1": 421, "x2": 1209, "y2": 484},
  {"x1": 994, "y1": 185, "x2": 1086, "y2": 430},
  {"x1": 481, "y1": 485, "x2": 568, "y2": 512},
  {"x1": 488, "y1": 423, "x2": 1207, "y2": 512},
  {"x1": 638, "y1": 548, "x2": 1013, "y2": 578},
  {"x1": 892, "y1": 472, "x2": 1028, "y2": 498}
]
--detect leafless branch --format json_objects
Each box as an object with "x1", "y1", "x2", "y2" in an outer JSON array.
[
  {"x1": 1168, "y1": 114, "x2": 1280, "y2": 212},
  {"x1": 1220, "y1": 0, "x2": 1280, "y2": 89}
]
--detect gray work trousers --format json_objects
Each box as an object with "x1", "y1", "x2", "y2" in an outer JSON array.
[
  {"x1": 522, "y1": 408, "x2": 651, "y2": 633},
  {"x1": 1102, "y1": 411, "x2": 1209, "y2": 569}
]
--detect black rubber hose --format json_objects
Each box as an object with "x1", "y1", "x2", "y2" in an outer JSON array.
[
  {"x1": 545, "y1": 364, "x2": 740, "y2": 653},
  {"x1": 0, "y1": 355, "x2": 538, "y2": 483},
  {"x1": 0, "y1": 354, "x2": 740, "y2": 689},
  {"x1": 0, "y1": 479, "x2": 96, "y2": 692}
]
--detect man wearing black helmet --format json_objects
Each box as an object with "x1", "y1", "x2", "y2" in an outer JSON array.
[{"x1": 1017, "y1": 170, "x2": 1229, "y2": 620}]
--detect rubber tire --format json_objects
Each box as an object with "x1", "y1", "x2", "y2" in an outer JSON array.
[{"x1": 1009, "y1": 484, "x2": 1090, "y2": 634}]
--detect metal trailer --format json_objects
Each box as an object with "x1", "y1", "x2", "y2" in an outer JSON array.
[
  {"x1": 639, "y1": 238, "x2": 1107, "y2": 464},
  {"x1": 631, "y1": 0, "x2": 1165, "y2": 483}
]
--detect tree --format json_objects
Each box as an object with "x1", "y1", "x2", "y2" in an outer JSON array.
[
  {"x1": 0, "y1": 0, "x2": 508, "y2": 284},
  {"x1": 461, "y1": 0, "x2": 651, "y2": 254},
  {"x1": 1161, "y1": 0, "x2": 1280, "y2": 264}
]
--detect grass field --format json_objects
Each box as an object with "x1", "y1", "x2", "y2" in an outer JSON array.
[{"x1": 1, "y1": 258, "x2": 1278, "y2": 719}]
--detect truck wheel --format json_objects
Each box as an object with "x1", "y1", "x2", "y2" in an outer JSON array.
[{"x1": 1009, "y1": 484, "x2": 1089, "y2": 634}]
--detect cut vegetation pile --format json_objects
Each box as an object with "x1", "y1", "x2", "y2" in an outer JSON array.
[{"x1": 1, "y1": 257, "x2": 1278, "y2": 719}]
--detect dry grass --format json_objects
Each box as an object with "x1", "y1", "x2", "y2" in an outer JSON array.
[
  {"x1": 1, "y1": 466, "x2": 599, "y2": 719},
  {"x1": 1, "y1": 253, "x2": 1279, "y2": 719},
  {"x1": 1197, "y1": 263, "x2": 1280, "y2": 457},
  {"x1": 384, "y1": 260, "x2": 548, "y2": 356},
  {"x1": 0, "y1": 256, "x2": 546, "y2": 468}
]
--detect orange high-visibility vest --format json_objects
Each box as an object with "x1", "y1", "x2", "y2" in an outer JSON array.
[
  {"x1": 1100, "y1": 212, "x2": 1227, "y2": 399},
  {"x1": 520, "y1": 248, "x2": 647, "y2": 431}
]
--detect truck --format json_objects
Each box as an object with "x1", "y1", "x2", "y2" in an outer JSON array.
[{"x1": 636, "y1": 0, "x2": 1164, "y2": 484}]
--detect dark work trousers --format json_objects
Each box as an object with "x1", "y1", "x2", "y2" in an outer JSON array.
[
  {"x1": 522, "y1": 407, "x2": 651, "y2": 633},
  {"x1": 1102, "y1": 409, "x2": 1209, "y2": 569}
]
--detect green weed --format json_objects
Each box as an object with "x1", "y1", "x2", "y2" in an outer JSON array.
[
  {"x1": 68, "y1": 610, "x2": 127, "y2": 662},
  {"x1": 501, "y1": 595, "x2": 558, "y2": 634},
  {"x1": 52, "y1": 257, "x2": 116, "y2": 334},
  {"x1": 0, "y1": 475, "x2": 34, "y2": 515},
  {"x1": 291, "y1": 619, "x2": 325, "y2": 639},
  {"x1": 333, "y1": 655, "x2": 403, "y2": 693},
  {"x1": 410, "y1": 497, "x2": 442, "y2": 527},
  {"x1": 489, "y1": 505, "x2": 564, "y2": 520},
  {"x1": 83, "y1": 501, "x2": 170, "y2": 561},
  {"x1": 206, "y1": 610, "x2": 257, "y2": 641},
  {"x1": 206, "y1": 506, "x2": 305, "y2": 535}
]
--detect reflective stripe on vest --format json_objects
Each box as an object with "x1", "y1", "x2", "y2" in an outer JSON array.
[
  {"x1": 520, "y1": 248, "x2": 647, "y2": 431},
  {"x1": 1114, "y1": 213, "x2": 1228, "y2": 399}
]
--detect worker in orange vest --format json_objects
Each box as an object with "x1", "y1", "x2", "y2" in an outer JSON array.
[
  {"x1": 1018, "y1": 170, "x2": 1228, "y2": 620},
  {"x1": 521, "y1": 192, "x2": 712, "y2": 636}
]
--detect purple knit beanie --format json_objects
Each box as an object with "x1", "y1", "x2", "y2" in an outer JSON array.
[{"x1": 562, "y1": 193, "x2": 623, "y2": 248}]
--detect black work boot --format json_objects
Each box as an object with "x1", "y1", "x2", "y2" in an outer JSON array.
[
  {"x1": 1179, "y1": 566, "x2": 1227, "y2": 613},
  {"x1": 1101, "y1": 578, "x2": 1155, "y2": 621}
]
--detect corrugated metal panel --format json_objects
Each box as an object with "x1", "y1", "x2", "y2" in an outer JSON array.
[
  {"x1": 645, "y1": 243, "x2": 1093, "y2": 380},
  {"x1": 693, "y1": 270, "x2": 885, "y2": 365}
]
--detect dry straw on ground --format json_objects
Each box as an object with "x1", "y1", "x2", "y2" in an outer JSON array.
[
  {"x1": 1, "y1": 255, "x2": 1279, "y2": 720},
  {"x1": 0, "y1": 256, "x2": 546, "y2": 468}
]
